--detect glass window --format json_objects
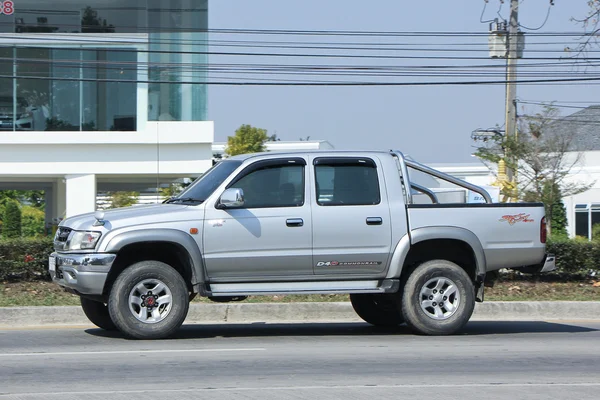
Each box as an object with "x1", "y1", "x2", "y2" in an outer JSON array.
[
  {"x1": 315, "y1": 160, "x2": 381, "y2": 206},
  {"x1": 0, "y1": 47, "x2": 14, "y2": 131},
  {"x1": 176, "y1": 160, "x2": 242, "y2": 202},
  {"x1": 49, "y1": 49, "x2": 81, "y2": 131},
  {"x1": 574, "y1": 204, "x2": 600, "y2": 239},
  {"x1": 94, "y1": 49, "x2": 137, "y2": 131},
  {"x1": 5, "y1": 1, "x2": 148, "y2": 34},
  {"x1": 230, "y1": 164, "x2": 305, "y2": 208},
  {"x1": 16, "y1": 47, "x2": 50, "y2": 131}
]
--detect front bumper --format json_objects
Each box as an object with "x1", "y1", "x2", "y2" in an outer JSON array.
[{"x1": 49, "y1": 252, "x2": 116, "y2": 295}]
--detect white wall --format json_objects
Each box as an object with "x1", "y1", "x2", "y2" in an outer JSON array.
[{"x1": 0, "y1": 121, "x2": 214, "y2": 177}]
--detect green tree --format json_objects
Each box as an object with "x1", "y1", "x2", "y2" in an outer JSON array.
[
  {"x1": 225, "y1": 125, "x2": 269, "y2": 156},
  {"x1": 21, "y1": 206, "x2": 45, "y2": 238},
  {"x1": 108, "y1": 192, "x2": 139, "y2": 209},
  {"x1": 551, "y1": 200, "x2": 568, "y2": 238},
  {"x1": 2, "y1": 201, "x2": 22, "y2": 239},
  {"x1": 474, "y1": 104, "x2": 593, "y2": 234}
]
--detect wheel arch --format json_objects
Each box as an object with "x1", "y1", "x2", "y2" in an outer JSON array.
[
  {"x1": 102, "y1": 229, "x2": 205, "y2": 296},
  {"x1": 387, "y1": 227, "x2": 486, "y2": 282}
]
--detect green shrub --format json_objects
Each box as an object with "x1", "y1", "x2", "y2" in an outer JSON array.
[
  {"x1": 547, "y1": 238, "x2": 600, "y2": 278},
  {"x1": 2, "y1": 201, "x2": 22, "y2": 238},
  {"x1": 0, "y1": 237, "x2": 54, "y2": 281},
  {"x1": 592, "y1": 224, "x2": 600, "y2": 242},
  {"x1": 22, "y1": 206, "x2": 46, "y2": 238}
]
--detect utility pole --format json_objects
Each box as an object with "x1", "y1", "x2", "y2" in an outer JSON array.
[{"x1": 504, "y1": 0, "x2": 519, "y2": 195}]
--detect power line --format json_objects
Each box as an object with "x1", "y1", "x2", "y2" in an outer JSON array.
[{"x1": 519, "y1": 2, "x2": 553, "y2": 31}]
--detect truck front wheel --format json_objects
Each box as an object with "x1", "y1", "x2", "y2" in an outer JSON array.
[
  {"x1": 350, "y1": 293, "x2": 404, "y2": 327},
  {"x1": 80, "y1": 297, "x2": 117, "y2": 331},
  {"x1": 108, "y1": 261, "x2": 190, "y2": 339},
  {"x1": 401, "y1": 260, "x2": 475, "y2": 335}
]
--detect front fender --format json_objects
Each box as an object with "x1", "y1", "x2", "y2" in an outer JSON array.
[
  {"x1": 386, "y1": 226, "x2": 487, "y2": 279},
  {"x1": 103, "y1": 228, "x2": 205, "y2": 285}
]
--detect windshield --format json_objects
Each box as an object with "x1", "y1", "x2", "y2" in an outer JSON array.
[{"x1": 174, "y1": 160, "x2": 242, "y2": 202}]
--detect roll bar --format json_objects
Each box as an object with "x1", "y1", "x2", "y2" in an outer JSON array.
[{"x1": 390, "y1": 150, "x2": 492, "y2": 204}]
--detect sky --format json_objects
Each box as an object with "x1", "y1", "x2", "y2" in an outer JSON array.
[{"x1": 208, "y1": 0, "x2": 597, "y2": 163}]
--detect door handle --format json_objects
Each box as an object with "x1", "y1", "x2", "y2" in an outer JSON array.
[
  {"x1": 366, "y1": 217, "x2": 383, "y2": 226},
  {"x1": 286, "y1": 218, "x2": 304, "y2": 227}
]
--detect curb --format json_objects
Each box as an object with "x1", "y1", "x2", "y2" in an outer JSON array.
[{"x1": 1, "y1": 301, "x2": 599, "y2": 328}]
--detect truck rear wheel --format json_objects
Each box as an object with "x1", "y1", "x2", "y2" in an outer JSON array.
[
  {"x1": 350, "y1": 293, "x2": 404, "y2": 327},
  {"x1": 401, "y1": 260, "x2": 475, "y2": 335},
  {"x1": 108, "y1": 261, "x2": 189, "y2": 339},
  {"x1": 80, "y1": 297, "x2": 117, "y2": 331}
]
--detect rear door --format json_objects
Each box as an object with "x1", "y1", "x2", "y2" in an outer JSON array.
[{"x1": 310, "y1": 156, "x2": 392, "y2": 276}]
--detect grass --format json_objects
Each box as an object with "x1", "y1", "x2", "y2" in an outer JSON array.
[{"x1": 1, "y1": 279, "x2": 600, "y2": 307}]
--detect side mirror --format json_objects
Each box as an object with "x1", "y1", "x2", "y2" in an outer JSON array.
[{"x1": 219, "y1": 188, "x2": 245, "y2": 208}]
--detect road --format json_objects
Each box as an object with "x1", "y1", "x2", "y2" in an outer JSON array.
[{"x1": 1, "y1": 320, "x2": 599, "y2": 399}]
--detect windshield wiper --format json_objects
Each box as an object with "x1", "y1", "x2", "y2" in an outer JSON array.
[{"x1": 164, "y1": 197, "x2": 204, "y2": 204}]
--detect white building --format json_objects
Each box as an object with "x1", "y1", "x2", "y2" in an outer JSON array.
[
  {"x1": 212, "y1": 140, "x2": 335, "y2": 159},
  {"x1": 0, "y1": 1, "x2": 213, "y2": 229}
]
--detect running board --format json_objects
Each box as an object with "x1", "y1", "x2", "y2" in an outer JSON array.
[{"x1": 208, "y1": 279, "x2": 399, "y2": 297}]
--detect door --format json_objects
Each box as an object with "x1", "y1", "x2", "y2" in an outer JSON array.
[
  {"x1": 311, "y1": 156, "x2": 392, "y2": 275},
  {"x1": 203, "y1": 157, "x2": 313, "y2": 281}
]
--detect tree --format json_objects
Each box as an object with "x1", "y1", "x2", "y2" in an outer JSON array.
[
  {"x1": 571, "y1": 1, "x2": 600, "y2": 55},
  {"x1": 2, "y1": 201, "x2": 22, "y2": 238},
  {"x1": 108, "y1": 192, "x2": 139, "y2": 209},
  {"x1": 225, "y1": 125, "x2": 269, "y2": 156},
  {"x1": 474, "y1": 104, "x2": 593, "y2": 234},
  {"x1": 268, "y1": 133, "x2": 280, "y2": 141}
]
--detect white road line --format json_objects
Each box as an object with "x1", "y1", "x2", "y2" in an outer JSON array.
[
  {"x1": 3, "y1": 382, "x2": 600, "y2": 397},
  {"x1": 0, "y1": 348, "x2": 265, "y2": 357}
]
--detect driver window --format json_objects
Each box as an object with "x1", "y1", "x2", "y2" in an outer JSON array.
[{"x1": 232, "y1": 164, "x2": 305, "y2": 208}]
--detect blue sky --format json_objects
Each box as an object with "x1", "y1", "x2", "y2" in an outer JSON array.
[{"x1": 209, "y1": 0, "x2": 597, "y2": 163}]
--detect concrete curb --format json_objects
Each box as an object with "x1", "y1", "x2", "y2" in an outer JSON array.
[{"x1": 1, "y1": 301, "x2": 599, "y2": 328}]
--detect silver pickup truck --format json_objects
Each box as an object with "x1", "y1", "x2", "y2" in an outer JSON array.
[{"x1": 49, "y1": 150, "x2": 555, "y2": 339}]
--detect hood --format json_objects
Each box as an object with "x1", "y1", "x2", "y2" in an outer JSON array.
[{"x1": 60, "y1": 204, "x2": 195, "y2": 231}]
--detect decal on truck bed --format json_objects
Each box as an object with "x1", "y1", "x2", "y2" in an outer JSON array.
[{"x1": 499, "y1": 213, "x2": 534, "y2": 225}]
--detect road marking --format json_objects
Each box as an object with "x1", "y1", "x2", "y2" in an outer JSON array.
[
  {"x1": 3, "y1": 382, "x2": 600, "y2": 396},
  {"x1": 0, "y1": 348, "x2": 265, "y2": 358}
]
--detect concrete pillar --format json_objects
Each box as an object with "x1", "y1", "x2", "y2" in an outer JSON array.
[
  {"x1": 44, "y1": 187, "x2": 54, "y2": 231},
  {"x1": 54, "y1": 178, "x2": 66, "y2": 221},
  {"x1": 65, "y1": 174, "x2": 96, "y2": 218}
]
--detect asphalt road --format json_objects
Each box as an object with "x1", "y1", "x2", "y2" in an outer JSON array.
[{"x1": 1, "y1": 320, "x2": 600, "y2": 399}]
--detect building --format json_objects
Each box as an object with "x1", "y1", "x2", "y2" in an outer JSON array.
[
  {"x1": 0, "y1": 1, "x2": 213, "y2": 230},
  {"x1": 212, "y1": 140, "x2": 335, "y2": 160}
]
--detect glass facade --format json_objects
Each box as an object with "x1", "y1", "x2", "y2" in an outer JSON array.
[{"x1": 0, "y1": 0, "x2": 208, "y2": 132}]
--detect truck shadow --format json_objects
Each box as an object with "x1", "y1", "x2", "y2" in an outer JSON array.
[{"x1": 85, "y1": 320, "x2": 598, "y2": 340}]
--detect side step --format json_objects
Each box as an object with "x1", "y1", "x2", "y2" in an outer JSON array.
[{"x1": 208, "y1": 279, "x2": 399, "y2": 297}]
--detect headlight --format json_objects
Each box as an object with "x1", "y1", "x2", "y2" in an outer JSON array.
[{"x1": 67, "y1": 231, "x2": 102, "y2": 250}]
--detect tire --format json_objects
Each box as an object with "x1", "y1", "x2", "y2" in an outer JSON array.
[
  {"x1": 80, "y1": 297, "x2": 117, "y2": 331},
  {"x1": 401, "y1": 260, "x2": 475, "y2": 336},
  {"x1": 108, "y1": 261, "x2": 189, "y2": 340},
  {"x1": 350, "y1": 293, "x2": 404, "y2": 327}
]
